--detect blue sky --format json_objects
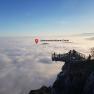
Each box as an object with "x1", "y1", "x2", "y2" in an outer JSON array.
[{"x1": 0, "y1": 0, "x2": 94, "y2": 36}]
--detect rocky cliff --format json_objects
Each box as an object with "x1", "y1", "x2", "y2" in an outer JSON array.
[
  {"x1": 29, "y1": 86, "x2": 51, "y2": 94},
  {"x1": 29, "y1": 60, "x2": 94, "y2": 94}
]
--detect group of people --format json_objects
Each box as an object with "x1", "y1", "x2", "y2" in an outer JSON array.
[
  {"x1": 52, "y1": 50, "x2": 87, "y2": 62},
  {"x1": 52, "y1": 50, "x2": 93, "y2": 63}
]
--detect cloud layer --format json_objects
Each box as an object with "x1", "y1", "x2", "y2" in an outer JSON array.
[
  {"x1": 0, "y1": 37, "x2": 63, "y2": 94},
  {"x1": 0, "y1": 36, "x2": 93, "y2": 94}
]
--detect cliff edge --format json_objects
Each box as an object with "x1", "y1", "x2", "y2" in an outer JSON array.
[
  {"x1": 29, "y1": 50, "x2": 94, "y2": 94},
  {"x1": 52, "y1": 60, "x2": 94, "y2": 94}
]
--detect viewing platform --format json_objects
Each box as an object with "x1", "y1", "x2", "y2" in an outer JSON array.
[{"x1": 52, "y1": 50, "x2": 86, "y2": 63}]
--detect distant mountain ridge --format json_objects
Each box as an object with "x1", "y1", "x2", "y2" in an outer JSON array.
[{"x1": 86, "y1": 37, "x2": 94, "y2": 40}]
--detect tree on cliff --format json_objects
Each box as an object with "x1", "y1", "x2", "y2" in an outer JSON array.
[{"x1": 90, "y1": 47, "x2": 94, "y2": 59}]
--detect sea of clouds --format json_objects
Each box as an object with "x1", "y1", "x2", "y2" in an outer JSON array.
[{"x1": 0, "y1": 36, "x2": 93, "y2": 94}]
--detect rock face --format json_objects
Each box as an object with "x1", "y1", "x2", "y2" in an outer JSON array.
[
  {"x1": 29, "y1": 60, "x2": 94, "y2": 94},
  {"x1": 29, "y1": 86, "x2": 51, "y2": 94},
  {"x1": 52, "y1": 60, "x2": 94, "y2": 94}
]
